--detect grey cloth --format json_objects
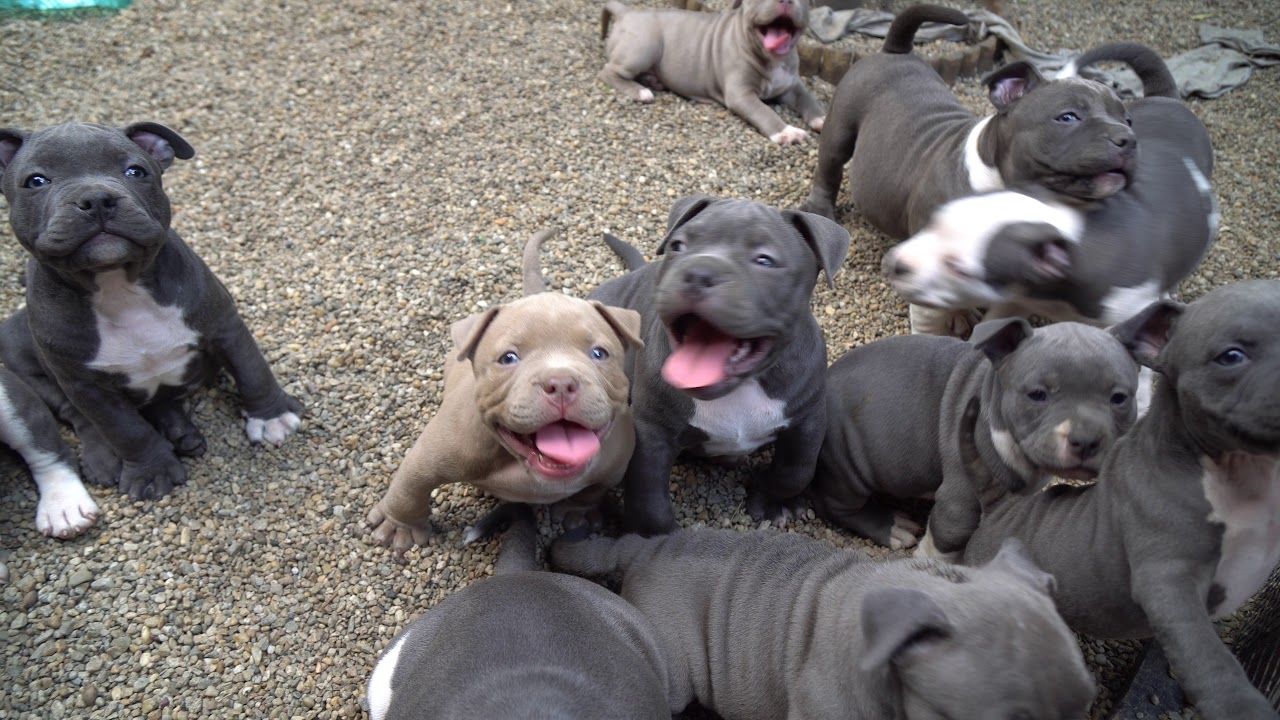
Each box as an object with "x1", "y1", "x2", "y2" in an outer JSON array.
[{"x1": 807, "y1": 8, "x2": 1278, "y2": 99}]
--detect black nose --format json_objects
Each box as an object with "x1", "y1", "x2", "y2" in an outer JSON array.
[
  {"x1": 890, "y1": 259, "x2": 911, "y2": 278},
  {"x1": 1111, "y1": 134, "x2": 1135, "y2": 150},
  {"x1": 684, "y1": 267, "x2": 720, "y2": 290},
  {"x1": 1069, "y1": 434, "x2": 1101, "y2": 461},
  {"x1": 75, "y1": 189, "x2": 119, "y2": 214}
]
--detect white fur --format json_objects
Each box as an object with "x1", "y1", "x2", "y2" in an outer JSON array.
[
  {"x1": 0, "y1": 382, "x2": 98, "y2": 538},
  {"x1": 366, "y1": 631, "x2": 410, "y2": 720},
  {"x1": 760, "y1": 63, "x2": 798, "y2": 100},
  {"x1": 1184, "y1": 157, "x2": 1221, "y2": 244},
  {"x1": 245, "y1": 412, "x2": 302, "y2": 445},
  {"x1": 913, "y1": 528, "x2": 960, "y2": 562},
  {"x1": 990, "y1": 428, "x2": 1043, "y2": 486},
  {"x1": 690, "y1": 379, "x2": 788, "y2": 456},
  {"x1": 963, "y1": 116, "x2": 1003, "y2": 192},
  {"x1": 1056, "y1": 60, "x2": 1080, "y2": 79},
  {"x1": 769, "y1": 125, "x2": 807, "y2": 145},
  {"x1": 1201, "y1": 453, "x2": 1280, "y2": 620},
  {"x1": 1099, "y1": 280, "x2": 1162, "y2": 327},
  {"x1": 87, "y1": 269, "x2": 198, "y2": 400},
  {"x1": 637, "y1": 87, "x2": 655, "y2": 103}
]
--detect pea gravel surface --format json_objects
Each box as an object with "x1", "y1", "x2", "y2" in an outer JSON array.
[{"x1": 0, "y1": 1, "x2": 1277, "y2": 718}]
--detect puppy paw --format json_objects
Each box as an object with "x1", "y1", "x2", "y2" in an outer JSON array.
[
  {"x1": 367, "y1": 503, "x2": 433, "y2": 557},
  {"x1": 0, "y1": 561, "x2": 7, "y2": 586},
  {"x1": 245, "y1": 411, "x2": 302, "y2": 446},
  {"x1": 888, "y1": 512, "x2": 923, "y2": 551},
  {"x1": 636, "y1": 87, "x2": 655, "y2": 103},
  {"x1": 913, "y1": 528, "x2": 961, "y2": 562},
  {"x1": 79, "y1": 435, "x2": 123, "y2": 489},
  {"x1": 118, "y1": 453, "x2": 187, "y2": 501},
  {"x1": 745, "y1": 489, "x2": 804, "y2": 527},
  {"x1": 769, "y1": 125, "x2": 808, "y2": 145},
  {"x1": 809, "y1": 115, "x2": 825, "y2": 132},
  {"x1": 798, "y1": 196, "x2": 836, "y2": 220},
  {"x1": 35, "y1": 465, "x2": 100, "y2": 539}
]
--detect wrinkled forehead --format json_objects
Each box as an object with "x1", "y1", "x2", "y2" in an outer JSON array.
[
  {"x1": 15, "y1": 124, "x2": 140, "y2": 170},
  {"x1": 1005, "y1": 325, "x2": 1135, "y2": 380},
  {"x1": 476, "y1": 296, "x2": 618, "y2": 355},
  {"x1": 1171, "y1": 283, "x2": 1280, "y2": 356},
  {"x1": 678, "y1": 203, "x2": 795, "y2": 248},
  {"x1": 1025, "y1": 76, "x2": 1124, "y2": 111}
]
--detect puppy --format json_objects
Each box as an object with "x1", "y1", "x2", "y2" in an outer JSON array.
[
  {"x1": 813, "y1": 319, "x2": 1137, "y2": 550},
  {"x1": 0, "y1": 122, "x2": 302, "y2": 501},
  {"x1": 552, "y1": 528, "x2": 1095, "y2": 719},
  {"x1": 588, "y1": 195, "x2": 850, "y2": 534},
  {"x1": 936, "y1": 281, "x2": 1280, "y2": 720},
  {"x1": 367, "y1": 231, "x2": 643, "y2": 554},
  {"x1": 599, "y1": 0, "x2": 826, "y2": 144},
  {"x1": 366, "y1": 505, "x2": 673, "y2": 719}
]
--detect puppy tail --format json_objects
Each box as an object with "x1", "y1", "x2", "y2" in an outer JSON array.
[
  {"x1": 492, "y1": 504, "x2": 542, "y2": 575},
  {"x1": 550, "y1": 532, "x2": 656, "y2": 576},
  {"x1": 601, "y1": 0, "x2": 628, "y2": 40},
  {"x1": 602, "y1": 232, "x2": 648, "y2": 271},
  {"x1": 522, "y1": 229, "x2": 555, "y2": 297},
  {"x1": 1068, "y1": 42, "x2": 1178, "y2": 99},
  {"x1": 882, "y1": 5, "x2": 969, "y2": 55}
]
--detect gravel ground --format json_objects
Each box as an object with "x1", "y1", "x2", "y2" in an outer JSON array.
[{"x1": 0, "y1": 0, "x2": 1277, "y2": 718}]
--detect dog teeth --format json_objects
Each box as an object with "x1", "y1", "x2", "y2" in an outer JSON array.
[{"x1": 729, "y1": 341, "x2": 751, "y2": 364}]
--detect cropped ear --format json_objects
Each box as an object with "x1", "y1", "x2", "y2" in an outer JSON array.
[
  {"x1": 123, "y1": 122, "x2": 195, "y2": 170},
  {"x1": 969, "y1": 317, "x2": 1034, "y2": 364},
  {"x1": 987, "y1": 538, "x2": 1057, "y2": 596},
  {"x1": 450, "y1": 307, "x2": 502, "y2": 363},
  {"x1": 658, "y1": 194, "x2": 718, "y2": 254},
  {"x1": 0, "y1": 128, "x2": 28, "y2": 174},
  {"x1": 782, "y1": 209, "x2": 851, "y2": 289},
  {"x1": 591, "y1": 302, "x2": 645, "y2": 350},
  {"x1": 860, "y1": 588, "x2": 954, "y2": 672},
  {"x1": 1109, "y1": 299, "x2": 1184, "y2": 370},
  {"x1": 984, "y1": 62, "x2": 1047, "y2": 112}
]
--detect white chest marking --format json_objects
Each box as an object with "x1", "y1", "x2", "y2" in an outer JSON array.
[
  {"x1": 87, "y1": 270, "x2": 199, "y2": 399},
  {"x1": 1201, "y1": 452, "x2": 1280, "y2": 619},
  {"x1": 760, "y1": 63, "x2": 797, "y2": 100},
  {"x1": 366, "y1": 630, "x2": 410, "y2": 720},
  {"x1": 963, "y1": 115, "x2": 1004, "y2": 193},
  {"x1": 690, "y1": 379, "x2": 789, "y2": 456}
]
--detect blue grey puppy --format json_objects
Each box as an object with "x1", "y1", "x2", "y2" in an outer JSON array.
[
  {"x1": 365, "y1": 505, "x2": 673, "y2": 720},
  {"x1": 943, "y1": 281, "x2": 1280, "y2": 720},
  {"x1": 813, "y1": 319, "x2": 1138, "y2": 551},
  {"x1": 552, "y1": 527, "x2": 1094, "y2": 720},
  {"x1": 0, "y1": 122, "x2": 303, "y2": 501}
]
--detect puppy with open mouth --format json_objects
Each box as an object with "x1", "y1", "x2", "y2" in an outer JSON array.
[{"x1": 367, "y1": 231, "x2": 643, "y2": 555}]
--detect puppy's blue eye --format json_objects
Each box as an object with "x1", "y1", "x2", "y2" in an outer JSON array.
[
  {"x1": 1110, "y1": 392, "x2": 1129, "y2": 405},
  {"x1": 497, "y1": 351, "x2": 520, "y2": 366},
  {"x1": 589, "y1": 347, "x2": 609, "y2": 361},
  {"x1": 124, "y1": 165, "x2": 147, "y2": 179},
  {"x1": 1027, "y1": 389, "x2": 1049, "y2": 402},
  {"x1": 754, "y1": 254, "x2": 776, "y2": 267},
  {"x1": 1055, "y1": 112, "x2": 1080, "y2": 123},
  {"x1": 1214, "y1": 348, "x2": 1247, "y2": 366},
  {"x1": 23, "y1": 174, "x2": 49, "y2": 188}
]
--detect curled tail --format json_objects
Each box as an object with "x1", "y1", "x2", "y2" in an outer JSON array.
[
  {"x1": 601, "y1": 0, "x2": 629, "y2": 40},
  {"x1": 602, "y1": 232, "x2": 648, "y2": 271},
  {"x1": 492, "y1": 504, "x2": 541, "y2": 575},
  {"x1": 1068, "y1": 42, "x2": 1178, "y2": 99},
  {"x1": 522, "y1": 229, "x2": 554, "y2": 297},
  {"x1": 882, "y1": 4, "x2": 969, "y2": 55}
]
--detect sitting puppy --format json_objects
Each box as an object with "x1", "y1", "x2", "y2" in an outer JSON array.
[
  {"x1": 813, "y1": 319, "x2": 1137, "y2": 551},
  {"x1": 0, "y1": 122, "x2": 303, "y2": 501},
  {"x1": 552, "y1": 528, "x2": 1095, "y2": 720},
  {"x1": 588, "y1": 195, "x2": 850, "y2": 534},
  {"x1": 938, "y1": 281, "x2": 1280, "y2": 720},
  {"x1": 367, "y1": 231, "x2": 643, "y2": 554},
  {"x1": 883, "y1": 42, "x2": 1215, "y2": 334},
  {"x1": 599, "y1": 0, "x2": 826, "y2": 144},
  {"x1": 0, "y1": 367, "x2": 98, "y2": 539},
  {"x1": 366, "y1": 505, "x2": 673, "y2": 720}
]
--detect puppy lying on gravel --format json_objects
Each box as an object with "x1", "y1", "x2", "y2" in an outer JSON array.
[
  {"x1": 939, "y1": 281, "x2": 1280, "y2": 720},
  {"x1": 367, "y1": 231, "x2": 643, "y2": 554},
  {"x1": 599, "y1": 0, "x2": 826, "y2": 144},
  {"x1": 366, "y1": 505, "x2": 673, "y2": 719},
  {"x1": 812, "y1": 318, "x2": 1137, "y2": 551},
  {"x1": 552, "y1": 527, "x2": 1095, "y2": 719}
]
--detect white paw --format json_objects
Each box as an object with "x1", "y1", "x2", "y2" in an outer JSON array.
[
  {"x1": 0, "y1": 561, "x2": 7, "y2": 586},
  {"x1": 809, "y1": 115, "x2": 825, "y2": 132},
  {"x1": 770, "y1": 125, "x2": 808, "y2": 145},
  {"x1": 913, "y1": 528, "x2": 961, "y2": 562},
  {"x1": 888, "y1": 513, "x2": 923, "y2": 550},
  {"x1": 637, "y1": 88, "x2": 654, "y2": 103},
  {"x1": 245, "y1": 412, "x2": 302, "y2": 446},
  {"x1": 34, "y1": 466, "x2": 99, "y2": 539}
]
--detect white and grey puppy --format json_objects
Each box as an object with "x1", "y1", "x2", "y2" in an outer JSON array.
[{"x1": 552, "y1": 527, "x2": 1095, "y2": 720}]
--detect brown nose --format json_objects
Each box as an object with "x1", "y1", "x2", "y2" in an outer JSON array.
[{"x1": 541, "y1": 376, "x2": 579, "y2": 409}]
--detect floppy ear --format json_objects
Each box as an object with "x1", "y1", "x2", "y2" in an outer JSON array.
[
  {"x1": 983, "y1": 222, "x2": 1072, "y2": 287},
  {"x1": 658, "y1": 194, "x2": 718, "y2": 254},
  {"x1": 782, "y1": 209, "x2": 851, "y2": 289},
  {"x1": 860, "y1": 588, "x2": 954, "y2": 672},
  {"x1": 0, "y1": 128, "x2": 28, "y2": 175},
  {"x1": 1109, "y1": 299, "x2": 1184, "y2": 370},
  {"x1": 984, "y1": 62, "x2": 1047, "y2": 112},
  {"x1": 591, "y1": 302, "x2": 645, "y2": 350},
  {"x1": 123, "y1": 122, "x2": 196, "y2": 170},
  {"x1": 987, "y1": 538, "x2": 1057, "y2": 595},
  {"x1": 450, "y1": 307, "x2": 502, "y2": 362},
  {"x1": 969, "y1": 317, "x2": 1034, "y2": 364}
]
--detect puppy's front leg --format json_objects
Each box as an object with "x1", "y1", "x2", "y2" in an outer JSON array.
[
  {"x1": 1131, "y1": 565, "x2": 1277, "y2": 719},
  {"x1": 745, "y1": 401, "x2": 823, "y2": 526},
  {"x1": 208, "y1": 309, "x2": 303, "y2": 446},
  {"x1": 777, "y1": 83, "x2": 826, "y2": 132},
  {"x1": 623, "y1": 421, "x2": 681, "y2": 535},
  {"x1": 723, "y1": 81, "x2": 806, "y2": 145}
]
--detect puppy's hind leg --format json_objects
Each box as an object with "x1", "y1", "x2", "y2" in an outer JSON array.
[{"x1": 600, "y1": 42, "x2": 663, "y2": 103}]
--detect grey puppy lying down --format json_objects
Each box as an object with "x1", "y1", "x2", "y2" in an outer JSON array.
[
  {"x1": 938, "y1": 281, "x2": 1280, "y2": 720},
  {"x1": 552, "y1": 527, "x2": 1094, "y2": 720}
]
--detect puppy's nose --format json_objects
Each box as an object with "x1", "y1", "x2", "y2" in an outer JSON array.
[
  {"x1": 1068, "y1": 432, "x2": 1102, "y2": 461},
  {"x1": 75, "y1": 189, "x2": 119, "y2": 215},
  {"x1": 683, "y1": 267, "x2": 721, "y2": 291},
  {"x1": 541, "y1": 376, "x2": 579, "y2": 408},
  {"x1": 1110, "y1": 133, "x2": 1135, "y2": 150}
]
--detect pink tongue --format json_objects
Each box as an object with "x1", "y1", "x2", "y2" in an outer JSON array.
[
  {"x1": 663, "y1": 321, "x2": 738, "y2": 389},
  {"x1": 534, "y1": 421, "x2": 601, "y2": 465},
  {"x1": 762, "y1": 27, "x2": 792, "y2": 53}
]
